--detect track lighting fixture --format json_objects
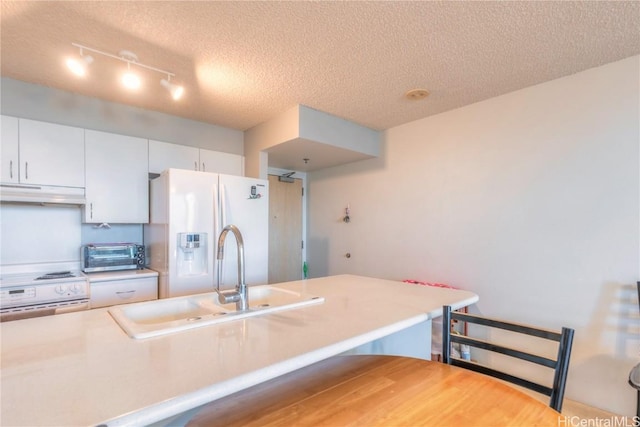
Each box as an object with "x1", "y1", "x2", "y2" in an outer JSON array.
[
  {"x1": 160, "y1": 77, "x2": 184, "y2": 100},
  {"x1": 122, "y1": 65, "x2": 141, "y2": 90},
  {"x1": 65, "y1": 48, "x2": 93, "y2": 77},
  {"x1": 66, "y1": 43, "x2": 184, "y2": 101},
  {"x1": 120, "y1": 52, "x2": 142, "y2": 90}
]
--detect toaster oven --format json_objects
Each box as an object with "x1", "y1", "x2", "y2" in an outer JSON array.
[{"x1": 81, "y1": 243, "x2": 145, "y2": 273}]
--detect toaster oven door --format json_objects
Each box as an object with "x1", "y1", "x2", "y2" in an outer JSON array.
[{"x1": 83, "y1": 245, "x2": 138, "y2": 272}]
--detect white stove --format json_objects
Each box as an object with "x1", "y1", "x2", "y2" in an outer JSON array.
[{"x1": 0, "y1": 264, "x2": 90, "y2": 322}]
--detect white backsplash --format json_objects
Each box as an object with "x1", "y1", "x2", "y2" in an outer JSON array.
[
  {"x1": 1, "y1": 204, "x2": 82, "y2": 265},
  {"x1": 0, "y1": 204, "x2": 143, "y2": 266},
  {"x1": 81, "y1": 223, "x2": 143, "y2": 245}
]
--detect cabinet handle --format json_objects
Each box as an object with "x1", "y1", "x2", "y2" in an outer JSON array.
[
  {"x1": 202, "y1": 163, "x2": 205, "y2": 172},
  {"x1": 194, "y1": 161, "x2": 198, "y2": 171},
  {"x1": 24, "y1": 162, "x2": 28, "y2": 180},
  {"x1": 90, "y1": 203, "x2": 93, "y2": 219},
  {"x1": 9, "y1": 160, "x2": 13, "y2": 179},
  {"x1": 116, "y1": 290, "x2": 136, "y2": 299}
]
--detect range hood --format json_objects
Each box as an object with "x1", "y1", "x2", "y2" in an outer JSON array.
[{"x1": 0, "y1": 184, "x2": 86, "y2": 206}]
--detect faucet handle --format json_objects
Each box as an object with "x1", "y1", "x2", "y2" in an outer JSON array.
[{"x1": 216, "y1": 289, "x2": 241, "y2": 305}]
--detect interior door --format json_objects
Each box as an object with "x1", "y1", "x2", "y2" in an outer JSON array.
[{"x1": 268, "y1": 175, "x2": 303, "y2": 283}]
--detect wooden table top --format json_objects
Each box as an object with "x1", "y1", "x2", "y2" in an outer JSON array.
[{"x1": 187, "y1": 355, "x2": 561, "y2": 427}]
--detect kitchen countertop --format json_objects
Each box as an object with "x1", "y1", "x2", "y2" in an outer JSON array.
[
  {"x1": 0, "y1": 274, "x2": 478, "y2": 427},
  {"x1": 85, "y1": 268, "x2": 159, "y2": 282}
]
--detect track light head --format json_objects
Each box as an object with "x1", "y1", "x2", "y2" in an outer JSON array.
[
  {"x1": 121, "y1": 61, "x2": 141, "y2": 90},
  {"x1": 66, "y1": 54, "x2": 93, "y2": 77},
  {"x1": 122, "y1": 71, "x2": 141, "y2": 89},
  {"x1": 160, "y1": 78, "x2": 184, "y2": 100}
]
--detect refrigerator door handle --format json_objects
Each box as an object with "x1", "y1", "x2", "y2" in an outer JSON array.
[
  {"x1": 214, "y1": 182, "x2": 220, "y2": 289},
  {"x1": 220, "y1": 183, "x2": 227, "y2": 227}
]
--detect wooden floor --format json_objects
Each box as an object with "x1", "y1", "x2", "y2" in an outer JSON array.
[
  {"x1": 189, "y1": 386, "x2": 624, "y2": 427},
  {"x1": 562, "y1": 398, "x2": 622, "y2": 419},
  {"x1": 188, "y1": 355, "x2": 626, "y2": 427},
  {"x1": 515, "y1": 386, "x2": 624, "y2": 421}
]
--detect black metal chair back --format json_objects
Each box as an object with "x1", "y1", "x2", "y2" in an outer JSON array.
[{"x1": 442, "y1": 305, "x2": 574, "y2": 412}]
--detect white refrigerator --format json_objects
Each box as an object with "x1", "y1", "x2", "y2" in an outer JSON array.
[{"x1": 145, "y1": 168, "x2": 269, "y2": 299}]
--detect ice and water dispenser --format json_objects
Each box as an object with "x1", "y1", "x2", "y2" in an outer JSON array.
[{"x1": 177, "y1": 232, "x2": 208, "y2": 276}]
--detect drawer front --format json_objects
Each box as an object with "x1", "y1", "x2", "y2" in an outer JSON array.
[{"x1": 90, "y1": 277, "x2": 158, "y2": 309}]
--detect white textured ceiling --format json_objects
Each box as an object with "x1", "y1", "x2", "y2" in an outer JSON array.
[{"x1": 1, "y1": 1, "x2": 639, "y2": 132}]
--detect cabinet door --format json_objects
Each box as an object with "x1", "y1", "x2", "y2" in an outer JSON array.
[
  {"x1": 85, "y1": 130, "x2": 149, "y2": 223},
  {"x1": 148, "y1": 140, "x2": 199, "y2": 174},
  {"x1": 18, "y1": 119, "x2": 85, "y2": 187},
  {"x1": 199, "y1": 149, "x2": 244, "y2": 176},
  {"x1": 1, "y1": 115, "x2": 19, "y2": 184}
]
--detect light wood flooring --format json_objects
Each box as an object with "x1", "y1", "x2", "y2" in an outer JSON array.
[
  {"x1": 561, "y1": 398, "x2": 622, "y2": 419},
  {"x1": 517, "y1": 387, "x2": 630, "y2": 422}
]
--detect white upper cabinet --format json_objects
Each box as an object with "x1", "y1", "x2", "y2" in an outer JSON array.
[
  {"x1": 149, "y1": 140, "x2": 244, "y2": 176},
  {"x1": 6, "y1": 118, "x2": 85, "y2": 187},
  {"x1": 148, "y1": 140, "x2": 199, "y2": 174},
  {"x1": 84, "y1": 130, "x2": 148, "y2": 223},
  {"x1": 1, "y1": 115, "x2": 19, "y2": 184},
  {"x1": 199, "y1": 148, "x2": 244, "y2": 176}
]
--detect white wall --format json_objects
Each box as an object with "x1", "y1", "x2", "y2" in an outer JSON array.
[
  {"x1": 0, "y1": 204, "x2": 141, "y2": 266},
  {"x1": 0, "y1": 77, "x2": 243, "y2": 153},
  {"x1": 307, "y1": 56, "x2": 640, "y2": 415},
  {"x1": 0, "y1": 204, "x2": 82, "y2": 265}
]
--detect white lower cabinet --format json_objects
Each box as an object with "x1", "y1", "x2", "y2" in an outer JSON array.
[{"x1": 88, "y1": 270, "x2": 158, "y2": 309}]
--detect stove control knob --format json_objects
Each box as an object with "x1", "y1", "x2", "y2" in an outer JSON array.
[
  {"x1": 55, "y1": 285, "x2": 67, "y2": 294},
  {"x1": 70, "y1": 284, "x2": 83, "y2": 294}
]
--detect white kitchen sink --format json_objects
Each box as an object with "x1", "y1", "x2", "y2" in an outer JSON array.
[{"x1": 108, "y1": 285, "x2": 324, "y2": 339}]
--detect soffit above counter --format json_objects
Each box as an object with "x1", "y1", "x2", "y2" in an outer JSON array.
[
  {"x1": 245, "y1": 105, "x2": 381, "y2": 173},
  {"x1": 265, "y1": 137, "x2": 376, "y2": 172}
]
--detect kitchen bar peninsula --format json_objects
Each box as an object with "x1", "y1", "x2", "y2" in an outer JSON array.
[{"x1": 0, "y1": 275, "x2": 478, "y2": 427}]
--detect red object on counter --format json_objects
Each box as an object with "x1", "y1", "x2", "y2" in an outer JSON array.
[
  {"x1": 403, "y1": 279, "x2": 468, "y2": 339},
  {"x1": 402, "y1": 279, "x2": 459, "y2": 289}
]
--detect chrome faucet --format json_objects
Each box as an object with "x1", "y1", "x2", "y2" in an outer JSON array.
[{"x1": 215, "y1": 224, "x2": 249, "y2": 311}]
